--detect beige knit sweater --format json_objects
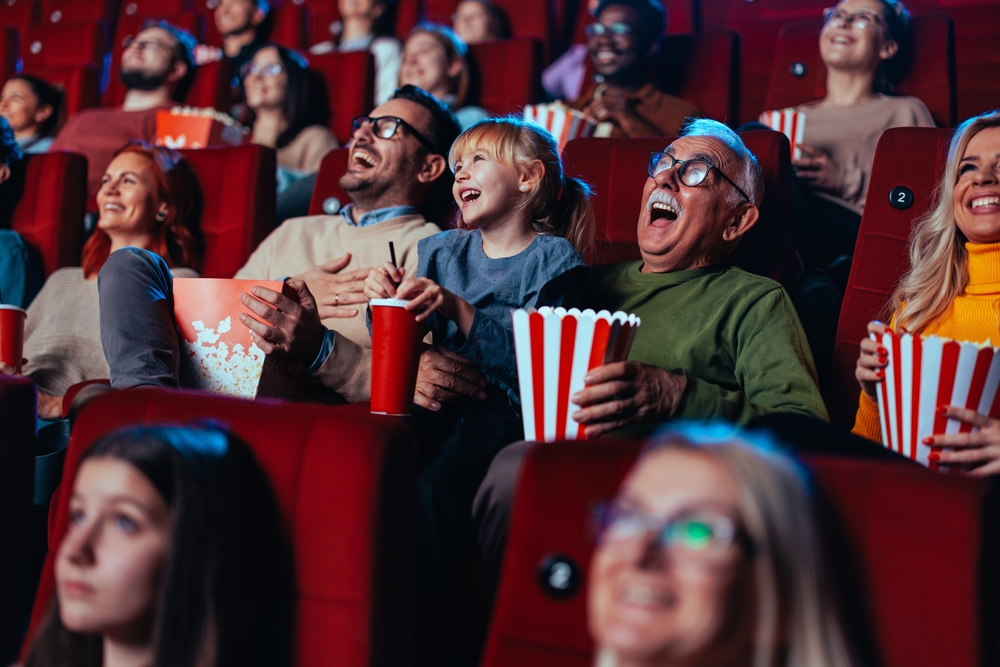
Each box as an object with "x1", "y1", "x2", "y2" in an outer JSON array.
[{"x1": 234, "y1": 213, "x2": 441, "y2": 347}]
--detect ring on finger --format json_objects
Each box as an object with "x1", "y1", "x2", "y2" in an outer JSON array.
[{"x1": 334, "y1": 293, "x2": 340, "y2": 305}]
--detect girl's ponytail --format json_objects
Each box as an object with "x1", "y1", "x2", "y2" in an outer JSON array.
[{"x1": 553, "y1": 175, "x2": 596, "y2": 262}]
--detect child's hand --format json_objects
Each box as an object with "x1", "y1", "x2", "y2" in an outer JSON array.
[
  {"x1": 397, "y1": 278, "x2": 475, "y2": 335},
  {"x1": 364, "y1": 262, "x2": 405, "y2": 300}
]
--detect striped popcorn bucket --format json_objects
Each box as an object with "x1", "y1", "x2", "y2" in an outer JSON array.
[
  {"x1": 513, "y1": 307, "x2": 640, "y2": 442},
  {"x1": 523, "y1": 104, "x2": 598, "y2": 150},
  {"x1": 875, "y1": 330, "x2": 1000, "y2": 474},
  {"x1": 762, "y1": 108, "x2": 806, "y2": 160}
]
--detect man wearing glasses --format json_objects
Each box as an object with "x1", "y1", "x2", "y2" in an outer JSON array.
[
  {"x1": 565, "y1": 0, "x2": 699, "y2": 138},
  {"x1": 473, "y1": 119, "x2": 828, "y2": 602},
  {"x1": 51, "y1": 21, "x2": 197, "y2": 197}
]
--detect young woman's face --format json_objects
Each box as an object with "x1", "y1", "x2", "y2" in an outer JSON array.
[
  {"x1": 243, "y1": 47, "x2": 288, "y2": 113},
  {"x1": 953, "y1": 125, "x2": 1000, "y2": 244},
  {"x1": 400, "y1": 33, "x2": 456, "y2": 100},
  {"x1": 96, "y1": 152, "x2": 165, "y2": 241},
  {"x1": 56, "y1": 457, "x2": 173, "y2": 641},
  {"x1": 452, "y1": 147, "x2": 524, "y2": 229},
  {"x1": 0, "y1": 78, "x2": 49, "y2": 136},
  {"x1": 453, "y1": 1, "x2": 493, "y2": 45},
  {"x1": 588, "y1": 449, "x2": 756, "y2": 666},
  {"x1": 819, "y1": 0, "x2": 894, "y2": 74}
]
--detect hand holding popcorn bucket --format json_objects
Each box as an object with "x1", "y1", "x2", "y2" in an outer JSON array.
[
  {"x1": 513, "y1": 307, "x2": 640, "y2": 441},
  {"x1": 875, "y1": 329, "x2": 1000, "y2": 473}
]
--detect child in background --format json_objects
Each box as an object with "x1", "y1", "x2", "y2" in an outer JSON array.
[{"x1": 364, "y1": 116, "x2": 594, "y2": 667}]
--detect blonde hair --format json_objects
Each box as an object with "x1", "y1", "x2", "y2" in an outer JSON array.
[
  {"x1": 449, "y1": 117, "x2": 596, "y2": 260},
  {"x1": 892, "y1": 111, "x2": 1000, "y2": 332},
  {"x1": 597, "y1": 424, "x2": 857, "y2": 667}
]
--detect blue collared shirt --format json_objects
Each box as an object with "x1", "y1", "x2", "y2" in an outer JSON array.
[{"x1": 341, "y1": 204, "x2": 421, "y2": 228}]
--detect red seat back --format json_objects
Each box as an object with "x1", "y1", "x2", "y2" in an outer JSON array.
[
  {"x1": 0, "y1": 0, "x2": 40, "y2": 36},
  {"x1": 0, "y1": 375, "x2": 36, "y2": 663},
  {"x1": 0, "y1": 27, "x2": 19, "y2": 80},
  {"x1": 765, "y1": 13, "x2": 956, "y2": 128},
  {"x1": 11, "y1": 151, "x2": 87, "y2": 277},
  {"x1": 22, "y1": 22, "x2": 104, "y2": 68},
  {"x1": 119, "y1": 0, "x2": 190, "y2": 17},
  {"x1": 563, "y1": 130, "x2": 795, "y2": 287},
  {"x1": 467, "y1": 38, "x2": 543, "y2": 115},
  {"x1": 25, "y1": 388, "x2": 417, "y2": 667},
  {"x1": 827, "y1": 127, "x2": 951, "y2": 427},
  {"x1": 39, "y1": 0, "x2": 114, "y2": 25},
  {"x1": 308, "y1": 146, "x2": 350, "y2": 217},
  {"x1": 482, "y1": 440, "x2": 993, "y2": 667},
  {"x1": 270, "y1": 2, "x2": 307, "y2": 50},
  {"x1": 309, "y1": 50, "x2": 375, "y2": 145},
  {"x1": 22, "y1": 64, "x2": 101, "y2": 116},
  {"x1": 179, "y1": 144, "x2": 276, "y2": 278}
]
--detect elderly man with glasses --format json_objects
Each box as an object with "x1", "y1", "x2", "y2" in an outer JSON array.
[{"x1": 473, "y1": 118, "x2": 829, "y2": 604}]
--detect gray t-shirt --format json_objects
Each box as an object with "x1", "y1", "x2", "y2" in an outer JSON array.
[{"x1": 417, "y1": 229, "x2": 586, "y2": 403}]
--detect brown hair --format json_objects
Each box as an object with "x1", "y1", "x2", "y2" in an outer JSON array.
[
  {"x1": 406, "y1": 24, "x2": 471, "y2": 107},
  {"x1": 82, "y1": 143, "x2": 203, "y2": 278}
]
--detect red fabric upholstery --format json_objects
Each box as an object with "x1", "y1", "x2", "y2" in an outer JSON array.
[
  {"x1": 178, "y1": 144, "x2": 276, "y2": 278},
  {"x1": 580, "y1": 29, "x2": 739, "y2": 125},
  {"x1": 185, "y1": 58, "x2": 234, "y2": 112},
  {"x1": 11, "y1": 151, "x2": 88, "y2": 277},
  {"x1": 22, "y1": 64, "x2": 101, "y2": 116},
  {"x1": 103, "y1": 12, "x2": 206, "y2": 107},
  {"x1": 563, "y1": 130, "x2": 796, "y2": 288},
  {"x1": 765, "y1": 14, "x2": 956, "y2": 128},
  {"x1": 61, "y1": 379, "x2": 111, "y2": 418},
  {"x1": 827, "y1": 127, "x2": 951, "y2": 427},
  {"x1": 0, "y1": 375, "x2": 36, "y2": 663},
  {"x1": 22, "y1": 22, "x2": 104, "y2": 68},
  {"x1": 0, "y1": 26, "x2": 19, "y2": 81},
  {"x1": 569, "y1": 0, "x2": 695, "y2": 46},
  {"x1": 24, "y1": 388, "x2": 417, "y2": 667},
  {"x1": 270, "y1": 2, "x2": 307, "y2": 50},
  {"x1": 119, "y1": 0, "x2": 190, "y2": 17},
  {"x1": 308, "y1": 146, "x2": 350, "y2": 216},
  {"x1": 39, "y1": 0, "x2": 114, "y2": 24},
  {"x1": 309, "y1": 50, "x2": 375, "y2": 145},
  {"x1": 467, "y1": 38, "x2": 544, "y2": 115},
  {"x1": 482, "y1": 440, "x2": 994, "y2": 667},
  {"x1": 0, "y1": 0, "x2": 39, "y2": 36}
]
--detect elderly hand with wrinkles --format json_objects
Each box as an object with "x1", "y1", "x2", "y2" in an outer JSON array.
[{"x1": 571, "y1": 361, "x2": 687, "y2": 437}]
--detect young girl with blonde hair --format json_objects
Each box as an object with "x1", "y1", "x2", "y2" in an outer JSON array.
[
  {"x1": 364, "y1": 115, "x2": 595, "y2": 666},
  {"x1": 854, "y1": 110, "x2": 1000, "y2": 475}
]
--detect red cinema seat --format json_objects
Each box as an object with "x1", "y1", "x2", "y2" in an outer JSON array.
[
  {"x1": 178, "y1": 144, "x2": 276, "y2": 278},
  {"x1": 39, "y1": 0, "x2": 114, "y2": 25},
  {"x1": 22, "y1": 23, "x2": 104, "y2": 68},
  {"x1": 11, "y1": 151, "x2": 88, "y2": 277},
  {"x1": 103, "y1": 12, "x2": 206, "y2": 107},
  {"x1": 467, "y1": 38, "x2": 543, "y2": 116},
  {"x1": 184, "y1": 58, "x2": 235, "y2": 112},
  {"x1": 310, "y1": 50, "x2": 375, "y2": 145},
  {"x1": 119, "y1": 0, "x2": 191, "y2": 17},
  {"x1": 827, "y1": 127, "x2": 951, "y2": 428},
  {"x1": 0, "y1": 0, "x2": 39, "y2": 36},
  {"x1": 23, "y1": 64, "x2": 101, "y2": 116},
  {"x1": 482, "y1": 440, "x2": 995, "y2": 667},
  {"x1": 765, "y1": 13, "x2": 956, "y2": 128},
  {"x1": 563, "y1": 130, "x2": 796, "y2": 288},
  {"x1": 270, "y1": 2, "x2": 307, "y2": 49},
  {"x1": 308, "y1": 146, "x2": 350, "y2": 216},
  {"x1": 24, "y1": 387, "x2": 417, "y2": 667},
  {"x1": 0, "y1": 375, "x2": 36, "y2": 664},
  {"x1": 0, "y1": 26, "x2": 19, "y2": 81}
]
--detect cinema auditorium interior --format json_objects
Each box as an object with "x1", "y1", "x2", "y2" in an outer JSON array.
[{"x1": 1, "y1": 0, "x2": 1000, "y2": 666}]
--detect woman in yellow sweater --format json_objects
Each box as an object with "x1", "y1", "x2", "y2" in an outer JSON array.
[{"x1": 854, "y1": 110, "x2": 1000, "y2": 475}]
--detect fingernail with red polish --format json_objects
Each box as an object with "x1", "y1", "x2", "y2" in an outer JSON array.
[
  {"x1": 928, "y1": 452, "x2": 940, "y2": 462},
  {"x1": 876, "y1": 369, "x2": 885, "y2": 378},
  {"x1": 879, "y1": 356, "x2": 888, "y2": 364},
  {"x1": 937, "y1": 405, "x2": 948, "y2": 415},
  {"x1": 878, "y1": 347, "x2": 887, "y2": 355},
  {"x1": 923, "y1": 436, "x2": 934, "y2": 445}
]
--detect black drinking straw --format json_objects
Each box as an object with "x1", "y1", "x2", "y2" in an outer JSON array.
[{"x1": 389, "y1": 241, "x2": 397, "y2": 268}]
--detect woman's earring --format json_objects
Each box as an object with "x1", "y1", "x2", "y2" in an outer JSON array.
[
  {"x1": 520, "y1": 185, "x2": 527, "y2": 191},
  {"x1": 156, "y1": 211, "x2": 167, "y2": 222}
]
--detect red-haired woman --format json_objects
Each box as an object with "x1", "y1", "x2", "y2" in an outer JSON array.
[{"x1": 0, "y1": 143, "x2": 202, "y2": 420}]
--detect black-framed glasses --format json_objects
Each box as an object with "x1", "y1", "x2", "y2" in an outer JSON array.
[
  {"x1": 592, "y1": 499, "x2": 750, "y2": 572},
  {"x1": 584, "y1": 21, "x2": 635, "y2": 41},
  {"x1": 350, "y1": 115, "x2": 439, "y2": 154},
  {"x1": 122, "y1": 36, "x2": 176, "y2": 58},
  {"x1": 822, "y1": 7, "x2": 885, "y2": 31},
  {"x1": 647, "y1": 151, "x2": 751, "y2": 203}
]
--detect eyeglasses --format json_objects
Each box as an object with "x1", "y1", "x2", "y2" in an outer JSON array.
[
  {"x1": 584, "y1": 21, "x2": 635, "y2": 41},
  {"x1": 122, "y1": 36, "x2": 176, "y2": 58},
  {"x1": 350, "y1": 115, "x2": 439, "y2": 154},
  {"x1": 592, "y1": 500, "x2": 749, "y2": 572},
  {"x1": 822, "y1": 7, "x2": 885, "y2": 31},
  {"x1": 243, "y1": 62, "x2": 284, "y2": 78},
  {"x1": 647, "y1": 151, "x2": 751, "y2": 203}
]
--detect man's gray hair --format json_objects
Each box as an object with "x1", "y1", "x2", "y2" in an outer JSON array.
[{"x1": 680, "y1": 118, "x2": 765, "y2": 207}]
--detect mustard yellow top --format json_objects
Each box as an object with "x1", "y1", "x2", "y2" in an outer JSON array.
[{"x1": 853, "y1": 241, "x2": 1000, "y2": 441}]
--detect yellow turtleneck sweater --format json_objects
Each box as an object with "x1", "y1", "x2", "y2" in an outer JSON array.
[{"x1": 853, "y1": 241, "x2": 1000, "y2": 441}]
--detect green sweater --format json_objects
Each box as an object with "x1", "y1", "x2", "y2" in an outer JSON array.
[{"x1": 587, "y1": 262, "x2": 828, "y2": 428}]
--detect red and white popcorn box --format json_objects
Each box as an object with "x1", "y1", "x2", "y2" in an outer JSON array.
[
  {"x1": 156, "y1": 107, "x2": 249, "y2": 150},
  {"x1": 173, "y1": 279, "x2": 300, "y2": 400},
  {"x1": 513, "y1": 307, "x2": 640, "y2": 442},
  {"x1": 523, "y1": 103, "x2": 598, "y2": 150},
  {"x1": 762, "y1": 108, "x2": 806, "y2": 160},
  {"x1": 876, "y1": 330, "x2": 1000, "y2": 473}
]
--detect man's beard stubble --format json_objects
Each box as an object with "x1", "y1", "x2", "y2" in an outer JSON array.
[{"x1": 119, "y1": 66, "x2": 171, "y2": 92}]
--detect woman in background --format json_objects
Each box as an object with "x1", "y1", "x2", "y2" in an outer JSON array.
[
  {"x1": 589, "y1": 424, "x2": 859, "y2": 667},
  {"x1": 451, "y1": 0, "x2": 509, "y2": 45},
  {"x1": 23, "y1": 423, "x2": 295, "y2": 667},
  {"x1": 0, "y1": 74, "x2": 62, "y2": 154},
  {"x1": 399, "y1": 25, "x2": 489, "y2": 130}
]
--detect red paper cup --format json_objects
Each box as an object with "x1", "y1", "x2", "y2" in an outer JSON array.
[
  {"x1": 0, "y1": 305, "x2": 27, "y2": 374},
  {"x1": 371, "y1": 298, "x2": 425, "y2": 416}
]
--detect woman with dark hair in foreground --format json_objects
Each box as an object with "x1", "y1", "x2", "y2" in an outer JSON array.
[{"x1": 23, "y1": 423, "x2": 295, "y2": 667}]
